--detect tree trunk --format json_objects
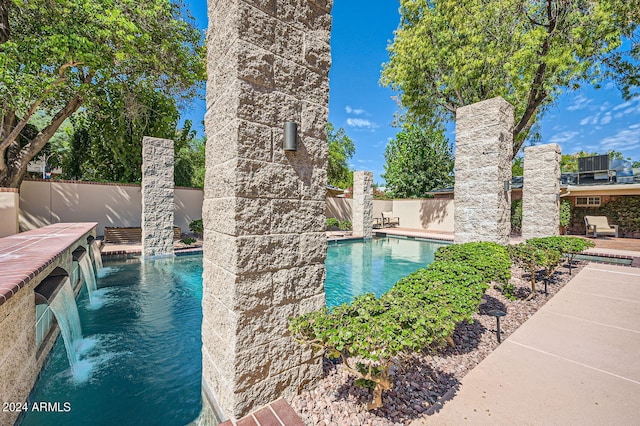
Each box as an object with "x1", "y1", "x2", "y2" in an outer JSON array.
[
  {"x1": 0, "y1": 95, "x2": 84, "y2": 188},
  {"x1": 0, "y1": 0, "x2": 9, "y2": 43}
]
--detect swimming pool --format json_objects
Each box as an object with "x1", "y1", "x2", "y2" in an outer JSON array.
[{"x1": 22, "y1": 237, "x2": 447, "y2": 425}]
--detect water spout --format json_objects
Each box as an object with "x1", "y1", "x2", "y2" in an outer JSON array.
[
  {"x1": 90, "y1": 239, "x2": 103, "y2": 272},
  {"x1": 79, "y1": 255, "x2": 97, "y2": 304},
  {"x1": 48, "y1": 278, "x2": 84, "y2": 369}
]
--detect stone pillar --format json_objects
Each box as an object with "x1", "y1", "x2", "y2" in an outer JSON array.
[
  {"x1": 352, "y1": 171, "x2": 373, "y2": 238},
  {"x1": 202, "y1": 0, "x2": 331, "y2": 419},
  {"x1": 521, "y1": 144, "x2": 561, "y2": 240},
  {"x1": 141, "y1": 137, "x2": 174, "y2": 257},
  {"x1": 454, "y1": 97, "x2": 513, "y2": 245}
]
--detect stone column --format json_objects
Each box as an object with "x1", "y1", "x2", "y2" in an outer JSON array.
[
  {"x1": 352, "y1": 171, "x2": 373, "y2": 238},
  {"x1": 521, "y1": 144, "x2": 561, "y2": 240},
  {"x1": 202, "y1": 0, "x2": 331, "y2": 419},
  {"x1": 141, "y1": 137, "x2": 174, "y2": 257},
  {"x1": 454, "y1": 97, "x2": 513, "y2": 245}
]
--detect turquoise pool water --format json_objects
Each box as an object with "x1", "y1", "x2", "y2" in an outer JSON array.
[
  {"x1": 325, "y1": 237, "x2": 448, "y2": 308},
  {"x1": 22, "y1": 237, "x2": 446, "y2": 425}
]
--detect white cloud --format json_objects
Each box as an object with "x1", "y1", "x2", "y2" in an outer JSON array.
[
  {"x1": 600, "y1": 113, "x2": 612, "y2": 125},
  {"x1": 567, "y1": 94, "x2": 592, "y2": 111},
  {"x1": 345, "y1": 106, "x2": 366, "y2": 115},
  {"x1": 612, "y1": 101, "x2": 632, "y2": 111},
  {"x1": 599, "y1": 125, "x2": 640, "y2": 151},
  {"x1": 346, "y1": 118, "x2": 378, "y2": 130},
  {"x1": 549, "y1": 130, "x2": 579, "y2": 145},
  {"x1": 579, "y1": 117, "x2": 590, "y2": 126}
]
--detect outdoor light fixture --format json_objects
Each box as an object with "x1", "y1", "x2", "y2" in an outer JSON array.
[
  {"x1": 283, "y1": 121, "x2": 297, "y2": 151},
  {"x1": 503, "y1": 180, "x2": 511, "y2": 192},
  {"x1": 488, "y1": 309, "x2": 507, "y2": 343}
]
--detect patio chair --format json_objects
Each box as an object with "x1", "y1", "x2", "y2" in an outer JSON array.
[
  {"x1": 584, "y1": 215, "x2": 618, "y2": 238},
  {"x1": 381, "y1": 211, "x2": 400, "y2": 228}
]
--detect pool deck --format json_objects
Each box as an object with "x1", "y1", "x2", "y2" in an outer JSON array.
[{"x1": 412, "y1": 262, "x2": 640, "y2": 426}]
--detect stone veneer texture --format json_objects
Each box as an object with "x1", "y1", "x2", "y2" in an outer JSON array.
[
  {"x1": 141, "y1": 137, "x2": 175, "y2": 257},
  {"x1": 352, "y1": 171, "x2": 373, "y2": 238},
  {"x1": 521, "y1": 144, "x2": 561, "y2": 240},
  {"x1": 454, "y1": 97, "x2": 513, "y2": 245},
  {"x1": 202, "y1": 0, "x2": 332, "y2": 419}
]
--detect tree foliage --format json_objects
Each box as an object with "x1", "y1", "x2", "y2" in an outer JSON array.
[
  {"x1": 382, "y1": 0, "x2": 640, "y2": 157},
  {"x1": 561, "y1": 150, "x2": 635, "y2": 172},
  {"x1": 382, "y1": 123, "x2": 454, "y2": 197},
  {"x1": 327, "y1": 122, "x2": 355, "y2": 189},
  {"x1": 0, "y1": 0, "x2": 205, "y2": 187}
]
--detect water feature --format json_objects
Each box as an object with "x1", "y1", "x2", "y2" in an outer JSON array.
[
  {"x1": 90, "y1": 239, "x2": 103, "y2": 272},
  {"x1": 48, "y1": 278, "x2": 84, "y2": 370},
  {"x1": 78, "y1": 255, "x2": 97, "y2": 305}
]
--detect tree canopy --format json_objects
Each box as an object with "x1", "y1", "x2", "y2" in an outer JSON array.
[
  {"x1": 0, "y1": 0, "x2": 205, "y2": 187},
  {"x1": 381, "y1": 0, "x2": 640, "y2": 157},
  {"x1": 327, "y1": 122, "x2": 356, "y2": 189},
  {"x1": 382, "y1": 123, "x2": 454, "y2": 197}
]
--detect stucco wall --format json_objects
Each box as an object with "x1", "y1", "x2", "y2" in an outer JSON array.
[
  {"x1": 326, "y1": 197, "x2": 454, "y2": 232},
  {"x1": 0, "y1": 189, "x2": 19, "y2": 237},
  {"x1": 19, "y1": 180, "x2": 203, "y2": 236}
]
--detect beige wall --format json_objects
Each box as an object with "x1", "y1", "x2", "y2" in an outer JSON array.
[
  {"x1": 0, "y1": 189, "x2": 19, "y2": 237},
  {"x1": 325, "y1": 197, "x2": 454, "y2": 232},
  {"x1": 19, "y1": 180, "x2": 203, "y2": 236}
]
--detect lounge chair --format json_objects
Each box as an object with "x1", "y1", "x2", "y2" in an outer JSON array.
[
  {"x1": 381, "y1": 211, "x2": 400, "y2": 228},
  {"x1": 584, "y1": 215, "x2": 618, "y2": 238}
]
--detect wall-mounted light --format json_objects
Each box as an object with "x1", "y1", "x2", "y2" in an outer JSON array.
[
  {"x1": 503, "y1": 180, "x2": 511, "y2": 192},
  {"x1": 283, "y1": 122, "x2": 297, "y2": 151}
]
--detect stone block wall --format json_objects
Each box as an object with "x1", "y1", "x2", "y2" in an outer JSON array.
[
  {"x1": 522, "y1": 144, "x2": 561, "y2": 240},
  {"x1": 141, "y1": 137, "x2": 174, "y2": 257},
  {"x1": 352, "y1": 171, "x2": 373, "y2": 238},
  {"x1": 454, "y1": 97, "x2": 513, "y2": 245},
  {"x1": 203, "y1": 0, "x2": 331, "y2": 420}
]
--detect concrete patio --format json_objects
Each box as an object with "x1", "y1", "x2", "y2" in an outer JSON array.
[{"x1": 412, "y1": 262, "x2": 640, "y2": 426}]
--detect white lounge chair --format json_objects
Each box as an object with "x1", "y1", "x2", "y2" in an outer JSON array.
[
  {"x1": 584, "y1": 215, "x2": 618, "y2": 238},
  {"x1": 381, "y1": 211, "x2": 400, "y2": 228}
]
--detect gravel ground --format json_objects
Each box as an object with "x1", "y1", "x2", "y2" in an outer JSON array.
[{"x1": 290, "y1": 261, "x2": 586, "y2": 426}]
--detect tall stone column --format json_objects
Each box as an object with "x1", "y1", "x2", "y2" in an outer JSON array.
[
  {"x1": 202, "y1": 0, "x2": 331, "y2": 419},
  {"x1": 352, "y1": 171, "x2": 373, "y2": 238},
  {"x1": 141, "y1": 137, "x2": 174, "y2": 257},
  {"x1": 522, "y1": 144, "x2": 561, "y2": 240},
  {"x1": 454, "y1": 97, "x2": 513, "y2": 245}
]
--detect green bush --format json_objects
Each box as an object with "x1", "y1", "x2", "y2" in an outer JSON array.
[
  {"x1": 189, "y1": 219, "x2": 203, "y2": 235},
  {"x1": 509, "y1": 242, "x2": 562, "y2": 299},
  {"x1": 289, "y1": 242, "x2": 498, "y2": 410},
  {"x1": 527, "y1": 236, "x2": 595, "y2": 274},
  {"x1": 560, "y1": 200, "x2": 572, "y2": 231},
  {"x1": 180, "y1": 237, "x2": 197, "y2": 245},
  {"x1": 511, "y1": 199, "x2": 522, "y2": 234},
  {"x1": 338, "y1": 220, "x2": 352, "y2": 231},
  {"x1": 434, "y1": 241, "x2": 511, "y2": 285},
  {"x1": 326, "y1": 217, "x2": 339, "y2": 230}
]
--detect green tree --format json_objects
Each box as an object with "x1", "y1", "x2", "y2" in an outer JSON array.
[
  {"x1": 381, "y1": 0, "x2": 639, "y2": 157},
  {"x1": 561, "y1": 150, "x2": 634, "y2": 172},
  {"x1": 382, "y1": 123, "x2": 454, "y2": 198},
  {"x1": 175, "y1": 124, "x2": 206, "y2": 188},
  {"x1": 327, "y1": 122, "x2": 355, "y2": 189},
  {"x1": 0, "y1": 0, "x2": 204, "y2": 187},
  {"x1": 512, "y1": 156, "x2": 524, "y2": 176}
]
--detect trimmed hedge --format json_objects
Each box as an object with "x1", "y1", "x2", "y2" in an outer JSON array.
[{"x1": 289, "y1": 241, "x2": 507, "y2": 410}]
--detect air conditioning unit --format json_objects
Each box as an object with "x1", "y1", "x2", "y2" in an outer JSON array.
[{"x1": 578, "y1": 155, "x2": 609, "y2": 173}]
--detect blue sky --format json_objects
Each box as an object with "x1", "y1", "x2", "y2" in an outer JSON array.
[{"x1": 184, "y1": 1, "x2": 640, "y2": 184}]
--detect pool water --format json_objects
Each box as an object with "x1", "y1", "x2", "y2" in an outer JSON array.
[
  {"x1": 325, "y1": 237, "x2": 448, "y2": 307},
  {"x1": 22, "y1": 257, "x2": 203, "y2": 426},
  {"x1": 22, "y1": 237, "x2": 446, "y2": 424}
]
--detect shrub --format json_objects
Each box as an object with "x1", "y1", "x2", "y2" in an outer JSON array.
[
  {"x1": 527, "y1": 236, "x2": 595, "y2": 275},
  {"x1": 289, "y1": 242, "x2": 497, "y2": 410},
  {"x1": 189, "y1": 219, "x2": 203, "y2": 235},
  {"x1": 339, "y1": 220, "x2": 352, "y2": 231},
  {"x1": 434, "y1": 242, "x2": 511, "y2": 285},
  {"x1": 509, "y1": 242, "x2": 561, "y2": 299},
  {"x1": 326, "y1": 217, "x2": 339, "y2": 230},
  {"x1": 559, "y1": 200, "x2": 572, "y2": 232},
  {"x1": 511, "y1": 199, "x2": 522, "y2": 234},
  {"x1": 180, "y1": 237, "x2": 196, "y2": 245}
]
